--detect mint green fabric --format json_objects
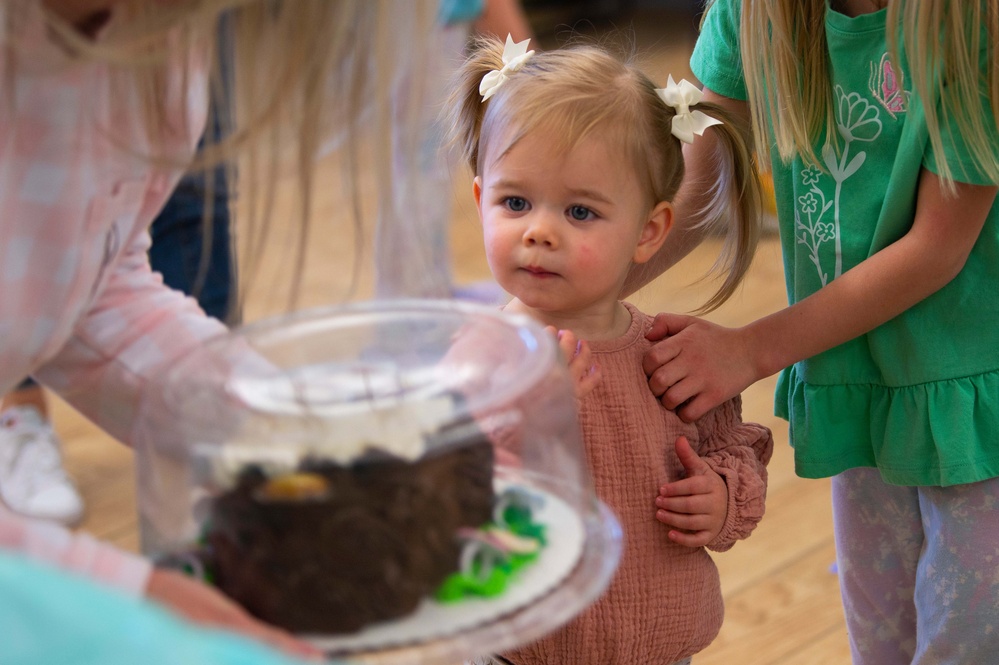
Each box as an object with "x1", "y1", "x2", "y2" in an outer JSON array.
[
  {"x1": 691, "y1": 0, "x2": 999, "y2": 486},
  {"x1": 0, "y1": 552, "x2": 327, "y2": 665}
]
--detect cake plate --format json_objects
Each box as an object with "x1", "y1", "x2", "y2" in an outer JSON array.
[
  {"x1": 326, "y1": 498, "x2": 621, "y2": 665},
  {"x1": 311, "y1": 478, "x2": 622, "y2": 665}
]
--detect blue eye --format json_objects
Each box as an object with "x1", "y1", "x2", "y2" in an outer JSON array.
[
  {"x1": 569, "y1": 205, "x2": 594, "y2": 221},
  {"x1": 504, "y1": 197, "x2": 528, "y2": 212}
]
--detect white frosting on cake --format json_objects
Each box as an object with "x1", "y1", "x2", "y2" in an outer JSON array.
[{"x1": 201, "y1": 363, "x2": 463, "y2": 485}]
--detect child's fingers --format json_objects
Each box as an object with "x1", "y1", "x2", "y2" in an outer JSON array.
[
  {"x1": 673, "y1": 435, "x2": 712, "y2": 476},
  {"x1": 552, "y1": 331, "x2": 601, "y2": 400},
  {"x1": 577, "y1": 360, "x2": 601, "y2": 396},
  {"x1": 654, "y1": 505, "x2": 714, "y2": 544},
  {"x1": 655, "y1": 506, "x2": 716, "y2": 529},
  {"x1": 656, "y1": 510, "x2": 718, "y2": 547},
  {"x1": 675, "y1": 392, "x2": 720, "y2": 423},
  {"x1": 573, "y1": 336, "x2": 592, "y2": 366},
  {"x1": 665, "y1": 527, "x2": 712, "y2": 548},
  {"x1": 644, "y1": 342, "x2": 683, "y2": 396},
  {"x1": 645, "y1": 312, "x2": 698, "y2": 343},
  {"x1": 660, "y1": 376, "x2": 700, "y2": 414},
  {"x1": 556, "y1": 328, "x2": 580, "y2": 361},
  {"x1": 658, "y1": 475, "x2": 716, "y2": 498},
  {"x1": 655, "y1": 492, "x2": 712, "y2": 518},
  {"x1": 572, "y1": 341, "x2": 599, "y2": 380}
]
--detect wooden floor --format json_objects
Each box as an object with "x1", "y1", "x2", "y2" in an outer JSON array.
[{"x1": 53, "y1": 5, "x2": 851, "y2": 664}]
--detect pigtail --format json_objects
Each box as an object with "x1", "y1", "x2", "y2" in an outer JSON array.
[
  {"x1": 627, "y1": 75, "x2": 764, "y2": 311},
  {"x1": 619, "y1": 68, "x2": 763, "y2": 306},
  {"x1": 444, "y1": 34, "x2": 506, "y2": 173},
  {"x1": 683, "y1": 100, "x2": 763, "y2": 313}
]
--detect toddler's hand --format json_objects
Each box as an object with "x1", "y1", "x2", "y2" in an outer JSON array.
[
  {"x1": 145, "y1": 567, "x2": 323, "y2": 660},
  {"x1": 654, "y1": 436, "x2": 728, "y2": 547},
  {"x1": 547, "y1": 326, "x2": 601, "y2": 401}
]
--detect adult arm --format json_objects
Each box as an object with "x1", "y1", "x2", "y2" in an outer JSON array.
[{"x1": 645, "y1": 166, "x2": 997, "y2": 421}]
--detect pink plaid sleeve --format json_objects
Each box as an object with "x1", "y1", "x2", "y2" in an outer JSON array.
[
  {"x1": 35, "y1": 223, "x2": 227, "y2": 446},
  {"x1": 0, "y1": 505, "x2": 151, "y2": 595},
  {"x1": 10, "y1": 7, "x2": 224, "y2": 447},
  {"x1": 0, "y1": 7, "x2": 218, "y2": 583}
]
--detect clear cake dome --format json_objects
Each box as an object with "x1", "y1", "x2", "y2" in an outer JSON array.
[{"x1": 137, "y1": 299, "x2": 621, "y2": 664}]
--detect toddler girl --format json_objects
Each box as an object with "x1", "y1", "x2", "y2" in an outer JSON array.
[{"x1": 448, "y1": 35, "x2": 774, "y2": 664}]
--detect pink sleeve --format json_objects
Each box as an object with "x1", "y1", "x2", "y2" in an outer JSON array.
[
  {"x1": 34, "y1": 227, "x2": 227, "y2": 446},
  {"x1": 29, "y1": 32, "x2": 218, "y2": 449},
  {"x1": 694, "y1": 396, "x2": 774, "y2": 553},
  {"x1": 0, "y1": 506, "x2": 151, "y2": 595}
]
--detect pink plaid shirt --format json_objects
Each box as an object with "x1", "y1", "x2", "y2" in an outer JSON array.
[{"x1": 0, "y1": 6, "x2": 225, "y2": 594}]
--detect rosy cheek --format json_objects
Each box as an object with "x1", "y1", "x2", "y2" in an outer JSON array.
[
  {"x1": 482, "y1": 228, "x2": 511, "y2": 264},
  {"x1": 573, "y1": 243, "x2": 601, "y2": 271}
]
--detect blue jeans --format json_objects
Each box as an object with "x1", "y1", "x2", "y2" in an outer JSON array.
[{"x1": 148, "y1": 158, "x2": 234, "y2": 323}]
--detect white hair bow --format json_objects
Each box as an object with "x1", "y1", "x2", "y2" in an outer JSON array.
[
  {"x1": 655, "y1": 75, "x2": 723, "y2": 144},
  {"x1": 480, "y1": 34, "x2": 534, "y2": 102}
]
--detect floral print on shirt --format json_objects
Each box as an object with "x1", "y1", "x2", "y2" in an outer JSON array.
[{"x1": 795, "y1": 69, "x2": 904, "y2": 285}]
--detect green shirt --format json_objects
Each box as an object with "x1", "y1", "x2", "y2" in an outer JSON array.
[{"x1": 692, "y1": 0, "x2": 999, "y2": 486}]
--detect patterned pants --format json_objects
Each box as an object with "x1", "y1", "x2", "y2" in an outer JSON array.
[{"x1": 833, "y1": 467, "x2": 999, "y2": 664}]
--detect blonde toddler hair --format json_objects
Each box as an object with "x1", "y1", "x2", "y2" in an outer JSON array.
[{"x1": 447, "y1": 35, "x2": 762, "y2": 311}]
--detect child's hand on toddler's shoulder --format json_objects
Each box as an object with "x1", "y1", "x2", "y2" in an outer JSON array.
[
  {"x1": 654, "y1": 436, "x2": 728, "y2": 548},
  {"x1": 644, "y1": 313, "x2": 756, "y2": 423},
  {"x1": 547, "y1": 326, "x2": 601, "y2": 401}
]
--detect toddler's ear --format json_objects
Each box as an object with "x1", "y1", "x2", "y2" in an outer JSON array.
[
  {"x1": 633, "y1": 201, "x2": 673, "y2": 264},
  {"x1": 473, "y1": 177, "x2": 483, "y2": 210}
]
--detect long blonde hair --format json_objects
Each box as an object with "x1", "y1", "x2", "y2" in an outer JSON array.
[
  {"x1": 2, "y1": 0, "x2": 437, "y2": 308},
  {"x1": 739, "y1": 0, "x2": 999, "y2": 189},
  {"x1": 446, "y1": 35, "x2": 762, "y2": 311}
]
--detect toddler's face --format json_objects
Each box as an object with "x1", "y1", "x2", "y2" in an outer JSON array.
[{"x1": 474, "y1": 129, "x2": 654, "y2": 319}]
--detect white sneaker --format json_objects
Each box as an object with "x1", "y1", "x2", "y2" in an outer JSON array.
[{"x1": 0, "y1": 405, "x2": 84, "y2": 526}]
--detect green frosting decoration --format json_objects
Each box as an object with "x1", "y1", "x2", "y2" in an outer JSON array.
[{"x1": 435, "y1": 487, "x2": 547, "y2": 603}]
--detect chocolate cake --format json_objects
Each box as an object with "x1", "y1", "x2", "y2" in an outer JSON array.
[{"x1": 204, "y1": 436, "x2": 495, "y2": 634}]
